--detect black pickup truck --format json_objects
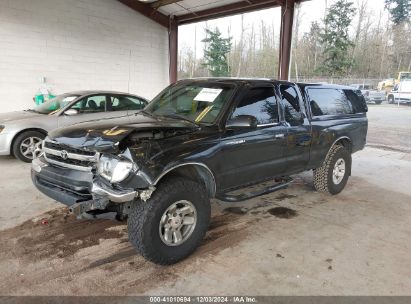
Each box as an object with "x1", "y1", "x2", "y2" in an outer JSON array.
[{"x1": 31, "y1": 78, "x2": 368, "y2": 264}]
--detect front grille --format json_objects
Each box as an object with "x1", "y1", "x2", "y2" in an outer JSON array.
[
  {"x1": 43, "y1": 139, "x2": 98, "y2": 171},
  {"x1": 44, "y1": 141, "x2": 95, "y2": 156},
  {"x1": 46, "y1": 153, "x2": 93, "y2": 168}
]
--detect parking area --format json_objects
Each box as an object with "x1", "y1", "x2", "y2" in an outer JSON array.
[
  {"x1": 366, "y1": 104, "x2": 411, "y2": 152},
  {"x1": 0, "y1": 105, "x2": 410, "y2": 295}
]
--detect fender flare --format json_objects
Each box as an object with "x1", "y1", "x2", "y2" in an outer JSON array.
[
  {"x1": 326, "y1": 136, "x2": 352, "y2": 156},
  {"x1": 154, "y1": 162, "x2": 217, "y2": 198}
]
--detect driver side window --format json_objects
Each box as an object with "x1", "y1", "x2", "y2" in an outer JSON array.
[
  {"x1": 231, "y1": 87, "x2": 278, "y2": 125},
  {"x1": 70, "y1": 95, "x2": 107, "y2": 113},
  {"x1": 279, "y1": 85, "x2": 304, "y2": 126}
]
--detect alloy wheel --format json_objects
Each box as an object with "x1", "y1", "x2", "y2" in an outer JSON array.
[
  {"x1": 159, "y1": 200, "x2": 197, "y2": 246},
  {"x1": 20, "y1": 137, "x2": 42, "y2": 160},
  {"x1": 332, "y1": 158, "x2": 346, "y2": 184}
]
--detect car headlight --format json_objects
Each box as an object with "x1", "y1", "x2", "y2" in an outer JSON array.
[{"x1": 97, "y1": 155, "x2": 133, "y2": 183}]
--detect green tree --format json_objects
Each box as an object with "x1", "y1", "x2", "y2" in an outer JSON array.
[
  {"x1": 385, "y1": 0, "x2": 411, "y2": 25},
  {"x1": 202, "y1": 28, "x2": 232, "y2": 77},
  {"x1": 318, "y1": 0, "x2": 356, "y2": 76}
]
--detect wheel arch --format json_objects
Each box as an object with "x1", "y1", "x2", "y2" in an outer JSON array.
[
  {"x1": 10, "y1": 128, "x2": 47, "y2": 154},
  {"x1": 154, "y1": 163, "x2": 217, "y2": 198},
  {"x1": 328, "y1": 136, "x2": 352, "y2": 155}
]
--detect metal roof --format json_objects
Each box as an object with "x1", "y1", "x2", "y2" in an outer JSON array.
[
  {"x1": 119, "y1": 0, "x2": 308, "y2": 26},
  {"x1": 157, "y1": 0, "x2": 248, "y2": 16}
]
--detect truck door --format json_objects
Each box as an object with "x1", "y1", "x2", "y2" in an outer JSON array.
[
  {"x1": 278, "y1": 84, "x2": 312, "y2": 174},
  {"x1": 218, "y1": 85, "x2": 287, "y2": 190}
]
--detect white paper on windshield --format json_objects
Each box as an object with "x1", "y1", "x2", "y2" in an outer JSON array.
[
  {"x1": 63, "y1": 96, "x2": 77, "y2": 102},
  {"x1": 194, "y1": 88, "x2": 223, "y2": 102}
]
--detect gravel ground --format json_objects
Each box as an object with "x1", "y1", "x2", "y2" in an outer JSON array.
[{"x1": 0, "y1": 105, "x2": 410, "y2": 295}]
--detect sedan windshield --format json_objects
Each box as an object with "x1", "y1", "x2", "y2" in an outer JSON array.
[
  {"x1": 32, "y1": 94, "x2": 80, "y2": 114},
  {"x1": 145, "y1": 82, "x2": 235, "y2": 124}
]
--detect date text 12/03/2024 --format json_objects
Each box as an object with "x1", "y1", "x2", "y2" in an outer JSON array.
[{"x1": 149, "y1": 296, "x2": 257, "y2": 303}]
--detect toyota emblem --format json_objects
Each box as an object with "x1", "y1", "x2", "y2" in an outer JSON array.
[{"x1": 60, "y1": 150, "x2": 68, "y2": 160}]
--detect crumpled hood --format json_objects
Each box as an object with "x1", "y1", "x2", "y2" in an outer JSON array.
[
  {"x1": 48, "y1": 113, "x2": 198, "y2": 153},
  {"x1": 0, "y1": 110, "x2": 42, "y2": 124}
]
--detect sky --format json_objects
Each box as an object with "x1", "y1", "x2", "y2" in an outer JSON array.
[{"x1": 178, "y1": 0, "x2": 389, "y2": 58}]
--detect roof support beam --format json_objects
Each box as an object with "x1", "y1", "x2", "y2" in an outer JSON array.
[
  {"x1": 117, "y1": 0, "x2": 170, "y2": 27},
  {"x1": 176, "y1": 0, "x2": 283, "y2": 25},
  {"x1": 151, "y1": 0, "x2": 183, "y2": 9},
  {"x1": 278, "y1": 0, "x2": 294, "y2": 80}
]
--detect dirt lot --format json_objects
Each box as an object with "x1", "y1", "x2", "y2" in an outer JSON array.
[{"x1": 0, "y1": 105, "x2": 410, "y2": 295}]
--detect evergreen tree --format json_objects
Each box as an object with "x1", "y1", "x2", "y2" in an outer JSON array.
[
  {"x1": 202, "y1": 28, "x2": 232, "y2": 77},
  {"x1": 385, "y1": 0, "x2": 411, "y2": 25},
  {"x1": 318, "y1": 0, "x2": 356, "y2": 76}
]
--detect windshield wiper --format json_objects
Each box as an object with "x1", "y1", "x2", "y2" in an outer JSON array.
[
  {"x1": 161, "y1": 114, "x2": 199, "y2": 127},
  {"x1": 139, "y1": 109, "x2": 154, "y2": 117}
]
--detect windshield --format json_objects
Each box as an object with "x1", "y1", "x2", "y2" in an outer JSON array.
[
  {"x1": 145, "y1": 82, "x2": 235, "y2": 124},
  {"x1": 32, "y1": 94, "x2": 80, "y2": 114},
  {"x1": 399, "y1": 72, "x2": 411, "y2": 81}
]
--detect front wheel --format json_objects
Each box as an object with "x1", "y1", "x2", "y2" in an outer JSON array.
[
  {"x1": 313, "y1": 145, "x2": 351, "y2": 195},
  {"x1": 388, "y1": 95, "x2": 395, "y2": 104},
  {"x1": 12, "y1": 131, "x2": 45, "y2": 162},
  {"x1": 127, "y1": 177, "x2": 210, "y2": 265}
]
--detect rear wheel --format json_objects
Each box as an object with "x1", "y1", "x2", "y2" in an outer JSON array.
[
  {"x1": 12, "y1": 131, "x2": 45, "y2": 163},
  {"x1": 127, "y1": 177, "x2": 210, "y2": 265},
  {"x1": 313, "y1": 145, "x2": 351, "y2": 195}
]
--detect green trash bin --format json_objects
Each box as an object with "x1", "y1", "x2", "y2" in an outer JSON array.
[
  {"x1": 34, "y1": 93, "x2": 56, "y2": 105},
  {"x1": 34, "y1": 94, "x2": 45, "y2": 105}
]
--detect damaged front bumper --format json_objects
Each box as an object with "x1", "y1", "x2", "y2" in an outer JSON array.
[{"x1": 31, "y1": 157, "x2": 139, "y2": 217}]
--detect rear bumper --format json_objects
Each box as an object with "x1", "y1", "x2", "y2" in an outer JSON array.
[
  {"x1": 31, "y1": 157, "x2": 137, "y2": 207},
  {"x1": 365, "y1": 97, "x2": 385, "y2": 103}
]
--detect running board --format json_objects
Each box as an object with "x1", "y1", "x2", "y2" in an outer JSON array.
[{"x1": 216, "y1": 177, "x2": 293, "y2": 202}]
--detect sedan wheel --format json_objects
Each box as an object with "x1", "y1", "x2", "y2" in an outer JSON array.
[
  {"x1": 12, "y1": 131, "x2": 45, "y2": 163},
  {"x1": 20, "y1": 136, "x2": 43, "y2": 160}
]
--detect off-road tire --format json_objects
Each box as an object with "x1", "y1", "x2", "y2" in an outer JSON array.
[
  {"x1": 12, "y1": 130, "x2": 45, "y2": 163},
  {"x1": 313, "y1": 145, "x2": 351, "y2": 195},
  {"x1": 127, "y1": 177, "x2": 210, "y2": 265}
]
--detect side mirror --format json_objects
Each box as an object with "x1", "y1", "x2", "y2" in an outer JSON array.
[
  {"x1": 226, "y1": 115, "x2": 258, "y2": 129},
  {"x1": 64, "y1": 109, "x2": 79, "y2": 116}
]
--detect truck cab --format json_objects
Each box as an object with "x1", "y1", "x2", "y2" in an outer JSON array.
[{"x1": 388, "y1": 81, "x2": 411, "y2": 105}]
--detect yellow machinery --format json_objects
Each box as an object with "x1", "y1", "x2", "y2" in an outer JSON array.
[{"x1": 378, "y1": 71, "x2": 411, "y2": 93}]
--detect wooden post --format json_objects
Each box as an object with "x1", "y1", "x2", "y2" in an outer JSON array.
[
  {"x1": 278, "y1": 0, "x2": 295, "y2": 80},
  {"x1": 169, "y1": 17, "x2": 178, "y2": 84}
]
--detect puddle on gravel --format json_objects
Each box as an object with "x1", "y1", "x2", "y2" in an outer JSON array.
[
  {"x1": 0, "y1": 208, "x2": 126, "y2": 261},
  {"x1": 267, "y1": 207, "x2": 298, "y2": 219}
]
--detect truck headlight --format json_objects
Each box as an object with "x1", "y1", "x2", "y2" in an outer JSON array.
[{"x1": 97, "y1": 155, "x2": 133, "y2": 183}]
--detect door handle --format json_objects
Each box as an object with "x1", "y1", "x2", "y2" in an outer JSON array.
[{"x1": 275, "y1": 134, "x2": 285, "y2": 139}]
